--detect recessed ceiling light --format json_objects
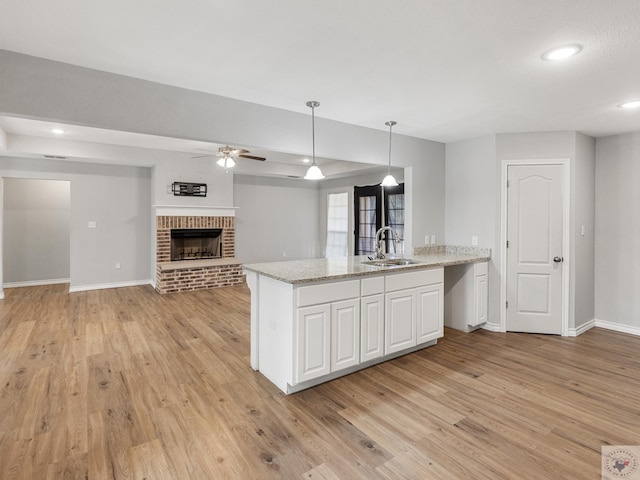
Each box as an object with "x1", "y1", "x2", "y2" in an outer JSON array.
[
  {"x1": 302, "y1": 158, "x2": 310, "y2": 163},
  {"x1": 618, "y1": 100, "x2": 640, "y2": 109},
  {"x1": 50, "y1": 128, "x2": 65, "y2": 134},
  {"x1": 541, "y1": 44, "x2": 583, "y2": 61}
]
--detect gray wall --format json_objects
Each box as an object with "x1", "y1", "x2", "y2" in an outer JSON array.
[
  {"x1": 445, "y1": 132, "x2": 597, "y2": 332},
  {"x1": 234, "y1": 175, "x2": 321, "y2": 263},
  {"x1": 594, "y1": 132, "x2": 640, "y2": 331},
  {"x1": 3, "y1": 178, "x2": 70, "y2": 285},
  {"x1": 0, "y1": 50, "x2": 446, "y2": 252},
  {"x1": 573, "y1": 133, "x2": 596, "y2": 330},
  {"x1": 0, "y1": 157, "x2": 151, "y2": 291}
]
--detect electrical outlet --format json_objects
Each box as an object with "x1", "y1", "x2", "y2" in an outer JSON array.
[
  {"x1": 581, "y1": 225, "x2": 585, "y2": 236},
  {"x1": 430, "y1": 235, "x2": 436, "y2": 244},
  {"x1": 472, "y1": 236, "x2": 478, "y2": 246},
  {"x1": 425, "y1": 235, "x2": 429, "y2": 245},
  {"x1": 282, "y1": 251, "x2": 287, "y2": 258},
  {"x1": 115, "y1": 262, "x2": 121, "y2": 270},
  {"x1": 88, "y1": 221, "x2": 97, "y2": 229}
]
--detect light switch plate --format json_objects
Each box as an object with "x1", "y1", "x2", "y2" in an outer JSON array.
[
  {"x1": 472, "y1": 236, "x2": 478, "y2": 246},
  {"x1": 88, "y1": 221, "x2": 97, "y2": 229},
  {"x1": 430, "y1": 235, "x2": 436, "y2": 244}
]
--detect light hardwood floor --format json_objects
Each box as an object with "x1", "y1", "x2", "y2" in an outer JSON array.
[{"x1": 1, "y1": 284, "x2": 639, "y2": 479}]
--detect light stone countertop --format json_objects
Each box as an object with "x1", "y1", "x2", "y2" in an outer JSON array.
[{"x1": 243, "y1": 246, "x2": 490, "y2": 284}]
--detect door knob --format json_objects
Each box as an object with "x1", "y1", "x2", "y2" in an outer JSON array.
[{"x1": 553, "y1": 256, "x2": 564, "y2": 263}]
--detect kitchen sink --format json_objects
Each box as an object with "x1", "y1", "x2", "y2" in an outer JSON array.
[{"x1": 362, "y1": 258, "x2": 422, "y2": 267}]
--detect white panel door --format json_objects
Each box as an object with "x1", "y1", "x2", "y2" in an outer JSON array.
[
  {"x1": 385, "y1": 289, "x2": 416, "y2": 354},
  {"x1": 331, "y1": 299, "x2": 360, "y2": 372},
  {"x1": 296, "y1": 304, "x2": 331, "y2": 383},
  {"x1": 416, "y1": 284, "x2": 443, "y2": 344},
  {"x1": 506, "y1": 165, "x2": 564, "y2": 334},
  {"x1": 361, "y1": 294, "x2": 384, "y2": 362}
]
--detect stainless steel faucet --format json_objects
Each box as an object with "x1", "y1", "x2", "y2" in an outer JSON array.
[{"x1": 374, "y1": 226, "x2": 400, "y2": 259}]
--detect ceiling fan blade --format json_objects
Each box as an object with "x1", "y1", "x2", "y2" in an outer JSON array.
[
  {"x1": 191, "y1": 154, "x2": 212, "y2": 159},
  {"x1": 231, "y1": 148, "x2": 250, "y2": 155},
  {"x1": 194, "y1": 148, "x2": 217, "y2": 153},
  {"x1": 239, "y1": 154, "x2": 266, "y2": 161}
]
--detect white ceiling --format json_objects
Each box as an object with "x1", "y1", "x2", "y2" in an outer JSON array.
[{"x1": 1, "y1": 0, "x2": 640, "y2": 144}]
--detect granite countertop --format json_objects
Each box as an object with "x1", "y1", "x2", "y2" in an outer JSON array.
[{"x1": 243, "y1": 246, "x2": 490, "y2": 284}]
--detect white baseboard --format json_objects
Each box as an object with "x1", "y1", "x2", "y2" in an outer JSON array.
[
  {"x1": 4, "y1": 278, "x2": 70, "y2": 289},
  {"x1": 69, "y1": 279, "x2": 152, "y2": 293},
  {"x1": 0, "y1": 290, "x2": 4, "y2": 300},
  {"x1": 594, "y1": 318, "x2": 640, "y2": 337},
  {"x1": 568, "y1": 319, "x2": 596, "y2": 337},
  {"x1": 482, "y1": 322, "x2": 503, "y2": 332}
]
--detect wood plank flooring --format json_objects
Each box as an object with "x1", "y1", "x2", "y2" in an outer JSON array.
[{"x1": 1, "y1": 283, "x2": 639, "y2": 479}]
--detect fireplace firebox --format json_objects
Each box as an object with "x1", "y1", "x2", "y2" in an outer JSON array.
[{"x1": 170, "y1": 228, "x2": 222, "y2": 261}]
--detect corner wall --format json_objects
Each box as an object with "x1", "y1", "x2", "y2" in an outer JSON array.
[
  {"x1": 594, "y1": 132, "x2": 640, "y2": 333},
  {"x1": 0, "y1": 157, "x2": 151, "y2": 290}
]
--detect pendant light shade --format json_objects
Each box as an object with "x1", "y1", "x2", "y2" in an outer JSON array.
[
  {"x1": 304, "y1": 100, "x2": 325, "y2": 180},
  {"x1": 381, "y1": 120, "x2": 399, "y2": 187}
]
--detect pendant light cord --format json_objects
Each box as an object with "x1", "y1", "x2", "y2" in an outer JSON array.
[
  {"x1": 312, "y1": 105, "x2": 316, "y2": 166},
  {"x1": 387, "y1": 123, "x2": 393, "y2": 174}
]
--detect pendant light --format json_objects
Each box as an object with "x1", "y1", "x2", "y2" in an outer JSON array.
[
  {"x1": 304, "y1": 100, "x2": 325, "y2": 180},
  {"x1": 381, "y1": 120, "x2": 399, "y2": 187}
]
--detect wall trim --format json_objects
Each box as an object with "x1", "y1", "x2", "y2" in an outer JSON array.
[
  {"x1": 568, "y1": 319, "x2": 596, "y2": 337},
  {"x1": 482, "y1": 322, "x2": 503, "y2": 332},
  {"x1": 4, "y1": 278, "x2": 70, "y2": 288},
  {"x1": 595, "y1": 318, "x2": 640, "y2": 337},
  {"x1": 0, "y1": 291, "x2": 4, "y2": 300},
  {"x1": 69, "y1": 279, "x2": 152, "y2": 293}
]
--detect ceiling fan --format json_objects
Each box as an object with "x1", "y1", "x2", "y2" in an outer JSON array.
[{"x1": 192, "y1": 145, "x2": 266, "y2": 164}]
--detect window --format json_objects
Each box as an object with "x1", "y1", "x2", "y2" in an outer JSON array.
[
  {"x1": 354, "y1": 183, "x2": 404, "y2": 256},
  {"x1": 384, "y1": 183, "x2": 405, "y2": 253},
  {"x1": 325, "y1": 192, "x2": 349, "y2": 258},
  {"x1": 354, "y1": 185, "x2": 382, "y2": 255}
]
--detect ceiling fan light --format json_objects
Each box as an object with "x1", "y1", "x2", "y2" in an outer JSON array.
[
  {"x1": 381, "y1": 174, "x2": 398, "y2": 187},
  {"x1": 304, "y1": 164, "x2": 324, "y2": 180},
  {"x1": 216, "y1": 156, "x2": 236, "y2": 169}
]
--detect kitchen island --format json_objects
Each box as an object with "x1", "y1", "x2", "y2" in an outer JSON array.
[{"x1": 244, "y1": 246, "x2": 490, "y2": 394}]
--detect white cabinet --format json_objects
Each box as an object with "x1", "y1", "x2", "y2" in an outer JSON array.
[
  {"x1": 385, "y1": 289, "x2": 417, "y2": 354},
  {"x1": 331, "y1": 299, "x2": 360, "y2": 372},
  {"x1": 296, "y1": 304, "x2": 331, "y2": 383},
  {"x1": 417, "y1": 283, "x2": 444, "y2": 344},
  {"x1": 444, "y1": 261, "x2": 489, "y2": 331},
  {"x1": 360, "y1": 276, "x2": 385, "y2": 362},
  {"x1": 361, "y1": 293, "x2": 384, "y2": 362},
  {"x1": 384, "y1": 269, "x2": 444, "y2": 355},
  {"x1": 473, "y1": 264, "x2": 488, "y2": 326},
  {"x1": 294, "y1": 280, "x2": 360, "y2": 383}
]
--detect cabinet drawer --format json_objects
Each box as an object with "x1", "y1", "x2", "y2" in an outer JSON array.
[
  {"x1": 361, "y1": 276, "x2": 385, "y2": 296},
  {"x1": 474, "y1": 261, "x2": 488, "y2": 276},
  {"x1": 297, "y1": 279, "x2": 360, "y2": 307},
  {"x1": 385, "y1": 268, "x2": 443, "y2": 292}
]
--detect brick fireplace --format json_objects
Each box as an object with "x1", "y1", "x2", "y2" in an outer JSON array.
[{"x1": 155, "y1": 215, "x2": 243, "y2": 294}]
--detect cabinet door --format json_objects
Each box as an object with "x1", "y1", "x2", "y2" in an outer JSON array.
[
  {"x1": 385, "y1": 289, "x2": 416, "y2": 354},
  {"x1": 473, "y1": 273, "x2": 488, "y2": 326},
  {"x1": 417, "y1": 283, "x2": 444, "y2": 344},
  {"x1": 331, "y1": 299, "x2": 360, "y2": 372},
  {"x1": 361, "y1": 294, "x2": 384, "y2": 362},
  {"x1": 296, "y1": 304, "x2": 331, "y2": 383}
]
